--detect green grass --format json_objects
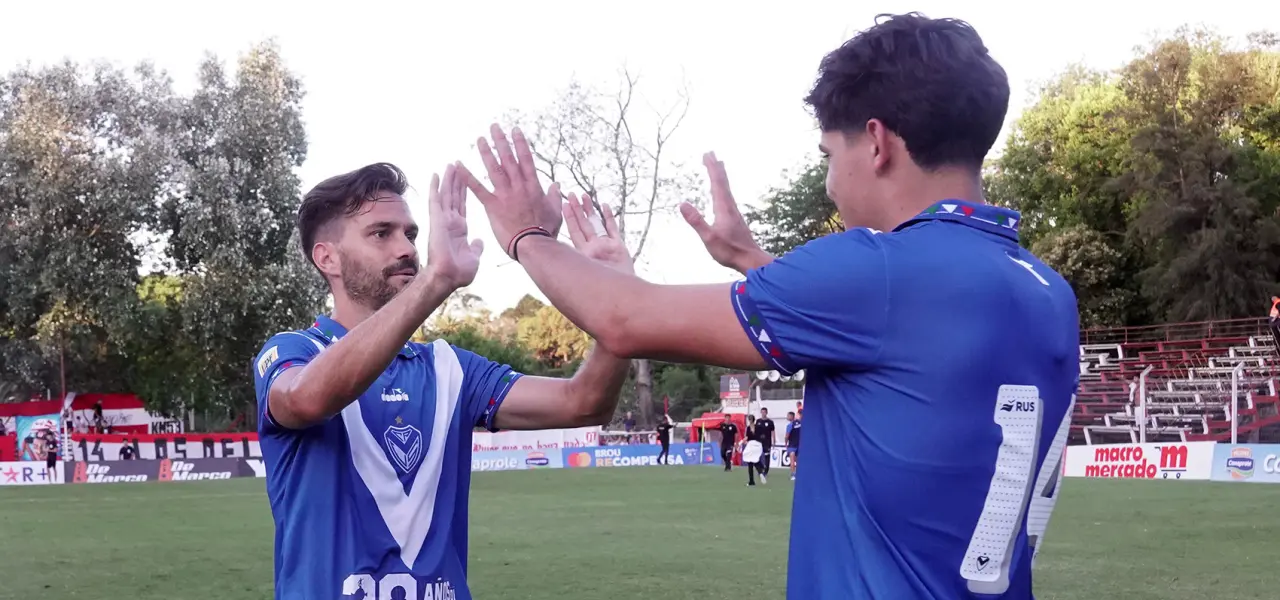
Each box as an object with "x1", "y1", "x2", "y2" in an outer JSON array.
[{"x1": 2, "y1": 468, "x2": 1279, "y2": 599}]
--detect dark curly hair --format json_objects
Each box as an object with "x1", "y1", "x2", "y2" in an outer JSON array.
[{"x1": 805, "y1": 13, "x2": 1010, "y2": 171}]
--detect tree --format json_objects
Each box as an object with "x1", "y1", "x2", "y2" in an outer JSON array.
[
  {"x1": 159, "y1": 42, "x2": 323, "y2": 425},
  {"x1": 746, "y1": 161, "x2": 842, "y2": 256},
  {"x1": 506, "y1": 68, "x2": 701, "y2": 425},
  {"x1": 987, "y1": 27, "x2": 1280, "y2": 326},
  {"x1": 517, "y1": 305, "x2": 592, "y2": 376},
  {"x1": 0, "y1": 42, "x2": 322, "y2": 427},
  {"x1": 0, "y1": 60, "x2": 178, "y2": 398},
  {"x1": 1116, "y1": 29, "x2": 1280, "y2": 322}
]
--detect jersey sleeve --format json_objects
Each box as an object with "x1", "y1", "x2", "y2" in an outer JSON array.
[
  {"x1": 450, "y1": 345, "x2": 524, "y2": 433},
  {"x1": 252, "y1": 332, "x2": 324, "y2": 433},
  {"x1": 731, "y1": 229, "x2": 890, "y2": 375}
]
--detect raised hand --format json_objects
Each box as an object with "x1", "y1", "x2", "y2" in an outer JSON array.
[
  {"x1": 679, "y1": 152, "x2": 773, "y2": 274},
  {"x1": 461, "y1": 124, "x2": 564, "y2": 259},
  {"x1": 425, "y1": 163, "x2": 484, "y2": 289},
  {"x1": 563, "y1": 192, "x2": 633, "y2": 275}
]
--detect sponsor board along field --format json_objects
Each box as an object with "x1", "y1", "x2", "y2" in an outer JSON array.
[{"x1": 2, "y1": 467, "x2": 1280, "y2": 599}]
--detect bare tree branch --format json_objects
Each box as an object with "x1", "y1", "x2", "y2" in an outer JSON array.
[{"x1": 505, "y1": 67, "x2": 698, "y2": 263}]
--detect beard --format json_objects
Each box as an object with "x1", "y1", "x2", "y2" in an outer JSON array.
[{"x1": 338, "y1": 251, "x2": 417, "y2": 311}]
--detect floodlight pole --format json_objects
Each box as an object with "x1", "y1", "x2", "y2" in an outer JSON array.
[{"x1": 1138, "y1": 365, "x2": 1154, "y2": 444}]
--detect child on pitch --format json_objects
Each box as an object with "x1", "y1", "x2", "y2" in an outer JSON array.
[{"x1": 740, "y1": 415, "x2": 768, "y2": 486}]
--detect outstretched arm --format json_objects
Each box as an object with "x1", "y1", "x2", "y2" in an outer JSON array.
[
  {"x1": 485, "y1": 191, "x2": 633, "y2": 430},
  {"x1": 256, "y1": 165, "x2": 481, "y2": 429},
  {"x1": 460, "y1": 125, "x2": 769, "y2": 369},
  {"x1": 464, "y1": 124, "x2": 890, "y2": 375},
  {"x1": 514, "y1": 234, "x2": 768, "y2": 368}
]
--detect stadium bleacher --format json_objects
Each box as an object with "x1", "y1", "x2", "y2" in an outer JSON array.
[{"x1": 1073, "y1": 317, "x2": 1280, "y2": 445}]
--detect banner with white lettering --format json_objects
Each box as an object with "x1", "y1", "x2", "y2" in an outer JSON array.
[
  {"x1": 0, "y1": 461, "x2": 61, "y2": 485},
  {"x1": 471, "y1": 449, "x2": 565, "y2": 472},
  {"x1": 562, "y1": 443, "x2": 720, "y2": 468},
  {"x1": 70, "y1": 433, "x2": 261, "y2": 462},
  {"x1": 471, "y1": 427, "x2": 599, "y2": 452},
  {"x1": 64, "y1": 458, "x2": 265, "y2": 484}
]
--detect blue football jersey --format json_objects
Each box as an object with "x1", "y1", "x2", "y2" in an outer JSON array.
[
  {"x1": 252, "y1": 315, "x2": 522, "y2": 600},
  {"x1": 732, "y1": 200, "x2": 1079, "y2": 599}
]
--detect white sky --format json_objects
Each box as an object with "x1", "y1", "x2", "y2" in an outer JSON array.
[{"x1": 3, "y1": 0, "x2": 1276, "y2": 313}]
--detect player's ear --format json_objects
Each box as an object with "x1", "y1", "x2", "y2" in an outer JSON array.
[
  {"x1": 312, "y1": 241, "x2": 341, "y2": 278},
  {"x1": 863, "y1": 120, "x2": 893, "y2": 174}
]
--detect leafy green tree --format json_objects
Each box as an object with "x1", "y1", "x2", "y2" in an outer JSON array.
[
  {"x1": 746, "y1": 161, "x2": 841, "y2": 256},
  {"x1": 0, "y1": 61, "x2": 177, "y2": 397}
]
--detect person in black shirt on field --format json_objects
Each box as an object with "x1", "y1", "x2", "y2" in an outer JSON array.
[
  {"x1": 716, "y1": 414, "x2": 738, "y2": 471},
  {"x1": 740, "y1": 415, "x2": 770, "y2": 486},
  {"x1": 656, "y1": 414, "x2": 674, "y2": 465},
  {"x1": 756, "y1": 407, "x2": 776, "y2": 477},
  {"x1": 42, "y1": 429, "x2": 58, "y2": 481}
]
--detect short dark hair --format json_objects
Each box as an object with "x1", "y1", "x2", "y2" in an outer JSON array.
[
  {"x1": 804, "y1": 13, "x2": 1009, "y2": 170},
  {"x1": 298, "y1": 163, "x2": 409, "y2": 268}
]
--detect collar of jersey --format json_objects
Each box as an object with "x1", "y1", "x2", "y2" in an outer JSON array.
[
  {"x1": 309, "y1": 314, "x2": 419, "y2": 358},
  {"x1": 893, "y1": 199, "x2": 1021, "y2": 242}
]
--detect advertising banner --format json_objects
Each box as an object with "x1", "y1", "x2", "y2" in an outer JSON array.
[
  {"x1": 0, "y1": 461, "x2": 61, "y2": 485},
  {"x1": 470, "y1": 449, "x2": 565, "y2": 472},
  {"x1": 720, "y1": 374, "x2": 751, "y2": 414},
  {"x1": 1210, "y1": 444, "x2": 1280, "y2": 483},
  {"x1": 64, "y1": 457, "x2": 263, "y2": 484},
  {"x1": 15, "y1": 414, "x2": 61, "y2": 461},
  {"x1": 562, "y1": 443, "x2": 720, "y2": 468},
  {"x1": 1062, "y1": 441, "x2": 1215, "y2": 480},
  {"x1": 471, "y1": 427, "x2": 599, "y2": 453},
  {"x1": 70, "y1": 433, "x2": 261, "y2": 462}
]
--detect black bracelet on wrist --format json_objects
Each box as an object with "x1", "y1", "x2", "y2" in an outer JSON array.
[{"x1": 509, "y1": 227, "x2": 554, "y2": 262}]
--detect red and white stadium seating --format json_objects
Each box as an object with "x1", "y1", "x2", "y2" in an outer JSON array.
[{"x1": 1073, "y1": 318, "x2": 1280, "y2": 445}]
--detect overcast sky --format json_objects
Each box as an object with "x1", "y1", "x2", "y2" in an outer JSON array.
[{"x1": 3, "y1": 0, "x2": 1275, "y2": 311}]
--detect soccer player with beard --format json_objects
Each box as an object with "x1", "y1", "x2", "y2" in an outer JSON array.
[
  {"x1": 465, "y1": 13, "x2": 1078, "y2": 599},
  {"x1": 251, "y1": 162, "x2": 632, "y2": 600}
]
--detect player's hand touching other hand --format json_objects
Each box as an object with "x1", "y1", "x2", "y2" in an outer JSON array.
[
  {"x1": 563, "y1": 192, "x2": 633, "y2": 275},
  {"x1": 680, "y1": 152, "x2": 774, "y2": 275},
  {"x1": 425, "y1": 163, "x2": 484, "y2": 290},
  {"x1": 462, "y1": 124, "x2": 563, "y2": 260}
]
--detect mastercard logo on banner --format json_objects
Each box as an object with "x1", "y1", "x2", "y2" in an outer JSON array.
[{"x1": 567, "y1": 452, "x2": 593, "y2": 468}]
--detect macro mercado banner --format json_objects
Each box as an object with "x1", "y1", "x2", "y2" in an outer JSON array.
[{"x1": 1061, "y1": 441, "x2": 1214, "y2": 480}]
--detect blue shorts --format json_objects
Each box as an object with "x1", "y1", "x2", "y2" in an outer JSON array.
[{"x1": 786, "y1": 447, "x2": 798, "y2": 455}]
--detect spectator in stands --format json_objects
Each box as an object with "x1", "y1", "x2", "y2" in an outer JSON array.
[
  {"x1": 656, "y1": 414, "x2": 673, "y2": 465},
  {"x1": 92, "y1": 399, "x2": 105, "y2": 432},
  {"x1": 119, "y1": 440, "x2": 136, "y2": 460},
  {"x1": 1270, "y1": 296, "x2": 1280, "y2": 355},
  {"x1": 1129, "y1": 377, "x2": 1139, "y2": 406},
  {"x1": 622, "y1": 411, "x2": 636, "y2": 432},
  {"x1": 0, "y1": 417, "x2": 6, "y2": 436}
]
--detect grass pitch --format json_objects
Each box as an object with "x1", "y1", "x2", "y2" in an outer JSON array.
[{"x1": 2, "y1": 467, "x2": 1278, "y2": 599}]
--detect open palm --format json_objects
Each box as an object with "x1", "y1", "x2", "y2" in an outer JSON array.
[
  {"x1": 563, "y1": 192, "x2": 633, "y2": 275},
  {"x1": 426, "y1": 163, "x2": 484, "y2": 289}
]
